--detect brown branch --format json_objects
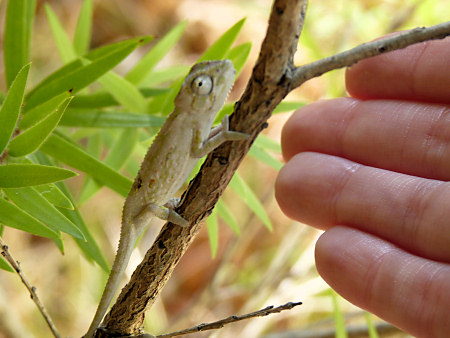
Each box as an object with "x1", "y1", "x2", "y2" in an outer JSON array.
[
  {"x1": 97, "y1": 0, "x2": 450, "y2": 335},
  {"x1": 0, "y1": 237, "x2": 61, "y2": 338},
  {"x1": 156, "y1": 301, "x2": 302, "y2": 338},
  {"x1": 291, "y1": 21, "x2": 450, "y2": 89}
]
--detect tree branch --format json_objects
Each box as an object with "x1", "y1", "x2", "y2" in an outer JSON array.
[
  {"x1": 291, "y1": 21, "x2": 450, "y2": 89},
  {"x1": 98, "y1": 0, "x2": 450, "y2": 334},
  {"x1": 156, "y1": 301, "x2": 302, "y2": 337},
  {"x1": 0, "y1": 237, "x2": 61, "y2": 338}
]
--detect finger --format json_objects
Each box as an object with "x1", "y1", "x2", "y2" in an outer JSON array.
[
  {"x1": 346, "y1": 36, "x2": 450, "y2": 104},
  {"x1": 280, "y1": 98, "x2": 450, "y2": 181},
  {"x1": 315, "y1": 227, "x2": 450, "y2": 338},
  {"x1": 275, "y1": 152, "x2": 450, "y2": 263}
]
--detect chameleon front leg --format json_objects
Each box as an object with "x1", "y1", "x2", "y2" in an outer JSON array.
[{"x1": 191, "y1": 115, "x2": 249, "y2": 158}]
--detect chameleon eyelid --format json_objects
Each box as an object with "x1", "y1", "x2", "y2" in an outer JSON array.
[{"x1": 191, "y1": 75, "x2": 213, "y2": 95}]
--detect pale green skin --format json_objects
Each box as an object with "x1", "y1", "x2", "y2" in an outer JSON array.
[{"x1": 85, "y1": 60, "x2": 248, "y2": 337}]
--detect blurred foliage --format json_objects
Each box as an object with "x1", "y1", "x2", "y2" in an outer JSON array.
[{"x1": 0, "y1": 0, "x2": 446, "y2": 337}]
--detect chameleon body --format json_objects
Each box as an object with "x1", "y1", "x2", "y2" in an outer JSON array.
[{"x1": 85, "y1": 60, "x2": 247, "y2": 337}]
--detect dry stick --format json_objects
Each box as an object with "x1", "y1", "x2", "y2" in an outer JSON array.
[
  {"x1": 291, "y1": 21, "x2": 450, "y2": 88},
  {"x1": 99, "y1": 0, "x2": 450, "y2": 334},
  {"x1": 156, "y1": 301, "x2": 302, "y2": 338},
  {"x1": 0, "y1": 237, "x2": 62, "y2": 338}
]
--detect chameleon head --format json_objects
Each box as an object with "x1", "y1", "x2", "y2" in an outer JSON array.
[{"x1": 175, "y1": 59, "x2": 236, "y2": 115}]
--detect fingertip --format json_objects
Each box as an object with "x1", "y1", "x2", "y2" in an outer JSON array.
[{"x1": 315, "y1": 227, "x2": 450, "y2": 337}]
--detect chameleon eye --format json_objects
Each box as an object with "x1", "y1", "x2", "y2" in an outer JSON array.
[{"x1": 191, "y1": 75, "x2": 213, "y2": 95}]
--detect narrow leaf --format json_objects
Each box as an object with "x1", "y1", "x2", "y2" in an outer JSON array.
[
  {"x1": 4, "y1": 0, "x2": 36, "y2": 87},
  {"x1": 0, "y1": 64, "x2": 31, "y2": 155},
  {"x1": 0, "y1": 256, "x2": 14, "y2": 273},
  {"x1": 25, "y1": 36, "x2": 152, "y2": 110},
  {"x1": 0, "y1": 197, "x2": 63, "y2": 250},
  {"x1": 206, "y1": 209, "x2": 219, "y2": 258},
  {"x1": 3, "y1": 187, "x2": 84, "y2": 239},
  {"x1": 248, "y1": 146, "x2": 282, "y2": 170},
  {"x1": 56, "y1": 182, "x2": 109, "y2": 271},
  {"x1": 0, "y1": 164, "x2": 77, "y2": 188},
  {"x1": 97, "y1": 71, "x2": 147, "y2": 113},
  {"x1": 34, "y1": 183, "x2": 74, "y2": 209},
  {"x1": 332, "y1": 291, "x2": 348, "y2": 338},
  {"x1": 141, "y1": 65, "x2": 189, "y2": 87},
  {"x1": 126, "y1": 20, "x2": 187, "y2": 85},
  {"x1": 20, "y1": 92, "x2": 71, "y2": 130},
  {"x1": 229, "y1": 172, "x2": 272, "y2": 230},
  {"x1": 216, "y1": 199, "x2": 240, "y2": 235},
  {"x1": 273, "y1": 101, "x2": 307, "y2": 114},
  {"x1": 80, "y1": 129, "x2": 137, "y2": 202},
  {"x1": 9, "y1": 97, "x2": 73, "y2": 157},
  {"x1": 60, "y1": 109, "x2": 165, "y2": 128},
  {"x1": 198, "y1": 18, "x2": 246, "y2": 61},
  {"x1": 45, "y1": 4, "x2": 76, "y2": 62},
  {"x1": 69, "y1": 88, "x2": 168, "y2": 109},
  {"x1": 365, "y1": 312, "x2": 379, "y2": 338},
  {"x1": 225, "y1": 42, "x2": 252, "y2": 74},
  {"x1": 40, "y1": 134, "x2": 132, "y2": 197},
  {"x1": 73, "y1": 0, "x2": 93, "y2": 55}
]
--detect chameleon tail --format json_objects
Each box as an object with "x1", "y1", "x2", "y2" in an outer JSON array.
[{"x1": 84, "y1": 225, "x2": 140, "y2": 337}]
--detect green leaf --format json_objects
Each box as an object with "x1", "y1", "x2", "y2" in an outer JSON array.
[
  {"x1": 0, "y1": 256, "x2": 14, "y2": 273},
  {"x1": 365, "y1": 312, "x2": 379, "y2": 338},
  {"x1": 34, "y1": 183, "x2": 74, "y2": 209},
  {"x1": 0, "y1": 64, "x2": 31, "y2": 155},
  {"x1": 126, "y1": 20, "x2": 187, "y2": 85},
  {"x1": 56, "y1": 182, "x2": 109, "y2": 271},
  {"x1": 216, "y1": 199, "x2": 240, "y2": 235},
  {"x1": 4, "y1": 0, "x2": 36, "y2": 87},
  {"x1": 60, "y1": 109, "x2": 165, "y2": 128},
  {"x1": 45, "y1": 4, "x2": 76, "y2": 63},
  {"x1": 3, "y1": 187, "x2": 84, "y2": 239},
  {"x1": 73, "y1": 0, "x2": 93, "y2": 55},
  {"x1": 0, "y1": 197, "x2": 63, "y2": 251},
  {"x1": 40, "y1": 134, "x2": 132, "y2": 197},
  {"x1": 141, "y1": 65, "x2": 189, "y2": 87},
  {"x1": 250, "y1": 135, "x2": 282, "y2": 170},
  {"x1": 206, "y1": 208, "x2": 219, "y2": 258},
  {"x1": 248, "y1": 146, "x2": 282, "y2": 170},
  {"x1": 273, "y1": 101, "x2": 307, "y2": 114},
  {"x1": 198, "y1": 18, "x2": 246, "y2": 61},
  {"x1": 20, "y1": 92, "x2": 71, "y2": 130},
  {"x1": 97, "y1": 71, "x2": 147, "y2": 113},
  {"x1": 69, "y1": 88, "x2": 168, "y2": 109},
  {"x1": 25, "y1": 36, "x2": 152, "y2": 110},
  {"x1": 332, "y1": 291, "x2": 348, "y2": 338},
  {"x1": 254, "y1": 134, "x2": 281, "y2": 153},
  {"x1": 79, "y1": 129, "x2": 137, "y2": 203},
  {"x1": 225, "y1": 42, "x2": 252, "y2": 75},
  {"x1": 9, "y1": 97, "x2": 73, "y2": 157},
  {"x1": 0, "y1": 164, "x2": 77, "y2": 188},
  {"x1": 229, "y1": 172, "x2": 272, "y2": 230}
]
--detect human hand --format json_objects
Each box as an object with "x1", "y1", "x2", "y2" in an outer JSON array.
[{"x1": 275, "y1": 36, "x2": 450, "y2": 338}]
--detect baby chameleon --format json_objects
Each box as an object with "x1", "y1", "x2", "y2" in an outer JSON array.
[{"x1": 85, "y1": 59, "x2": 248, "y2": 337}]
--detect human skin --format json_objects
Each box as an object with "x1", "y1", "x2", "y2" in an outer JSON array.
[{"x1": 275, "y1": 36, "x2": 450, "y2": 338}]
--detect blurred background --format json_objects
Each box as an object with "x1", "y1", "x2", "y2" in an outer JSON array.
[{"x1": 0, "y1": 0, "x2": 447, "y2": 337}]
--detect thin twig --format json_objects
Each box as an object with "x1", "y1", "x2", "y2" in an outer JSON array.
[
  {"x1": 291, "y1": 21, "x2": 450, "y2": 88},
  {"x1": 156, "y1": 301, "x2": 303, "y2": 338},
  {"x1": 0, "y1": 237, "x2": 62, "y2": 338}
]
